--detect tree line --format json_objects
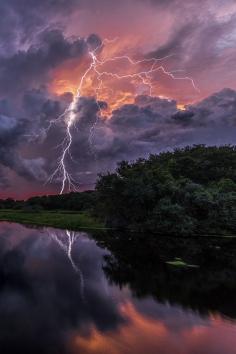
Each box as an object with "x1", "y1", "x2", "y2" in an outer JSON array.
[
  {"x1": 0, "y1": 191, "x2": 96, "y2": 213},
  {"x1": 1, "y1": 145, "x2": 236, "y2": 235}
]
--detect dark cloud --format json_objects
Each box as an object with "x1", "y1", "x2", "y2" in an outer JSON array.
[
  {"x1": 0, "y1": 113, "x2": 47, "y2": 183},
  {"x1": 86, "y1": 33, "x2": 103, "y2": 51},
  {"x1": 189, "y1": 88, "x2": 236, "y2": 126},
  {"x1": 22, "y1": 89, "x2": 66, "y2": 131},
  {"x1": 171, "y1": 110, "x2": 195, "y2": 126},
  {"x1": 1, "y1": 87, "x2": 236, "y2": 193},
  {"x1": 0, "y1": 0, "x2": 80, "y2": 55},
  {"x1": 0, "y1": 99, "x2": 11, "y2": 116},
  {"x1": 75, "y1": 89, "x2": 236, "y2": 177},
  {"x1": 0, "y1": 170, "x2": 10, "y2": 188},
  {"x1": 0, "y1": 29, "x2": 88, "y2": 96}
]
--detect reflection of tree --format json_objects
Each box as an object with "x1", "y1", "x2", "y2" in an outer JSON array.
[
  {"x1": 49, "y1": 229, "x2": 86, "y2": 302},
  {"x1": 99, "y1": 232, "x2": 236, "y2": 320}
]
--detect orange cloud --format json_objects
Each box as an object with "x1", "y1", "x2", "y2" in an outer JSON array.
[
  {"x1": 70, "y1": 302, "x2": 168, "y2": 354},
  {"x1": 69, "y1": 302, "x2": 236, "y2": 354},
  {"x1": 49, "y1": 38, "x2": 199, "y2": 117}
]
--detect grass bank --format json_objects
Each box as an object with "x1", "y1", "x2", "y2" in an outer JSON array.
[{"x1": 0, "y1": 209, "x2": 105, "y2": 231}]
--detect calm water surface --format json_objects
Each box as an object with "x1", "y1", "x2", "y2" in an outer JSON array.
[{"x1": 0, "y1": 222, "x2": 236, "y2": 354}]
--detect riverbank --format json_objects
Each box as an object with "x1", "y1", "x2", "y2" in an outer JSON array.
[{"x1": 0, "y1": 210, "x2": 105, "y2": 231}]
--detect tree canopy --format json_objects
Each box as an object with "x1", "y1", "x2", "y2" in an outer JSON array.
[{"x1": 95, "y1": 145, "x2": 236, "y2": 235}]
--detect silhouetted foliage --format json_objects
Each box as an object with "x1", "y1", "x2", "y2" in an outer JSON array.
[
  {"x1": 0, "y1": 191, "x2": 97, "y2": 213},
  {"x1": 95, "y1": 145, "x2": 236, "y2": 235}
]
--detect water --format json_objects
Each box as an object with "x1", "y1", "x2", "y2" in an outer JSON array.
[{"x1": 0, "y1": 222, "x2": 236, "y2": 354}]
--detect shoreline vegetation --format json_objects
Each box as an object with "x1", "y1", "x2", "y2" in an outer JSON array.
[
  {"x1": 0, "y1": 210, "x2": 105, "y2": 231},
  {"x1": 0, "y1": 145, "x2": 235, "y2": 236}
]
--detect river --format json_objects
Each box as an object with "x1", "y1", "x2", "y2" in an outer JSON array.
[{"x1": 0, "y1": 221, "x2": 235, "y2": 354}]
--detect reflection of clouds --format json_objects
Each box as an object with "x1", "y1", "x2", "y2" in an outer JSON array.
[
  {"x1": 133, "y1": 297, "x2": 210, "y2": 333},
  {"x1": 0, "y1": 223, "x2": 125, "y2": 354},
  {"x1": 0, "y1": 221, "x2": 42, "y2": 249},
  {"x1": 70, "y1": 302, "x2": 167, "y2": 354},
  {"x1": 0, "y1": 222, "x2": 236, "y2": 354},
  {"x1": 71, "y1": 301, "x2": 236, "y2": 354}
]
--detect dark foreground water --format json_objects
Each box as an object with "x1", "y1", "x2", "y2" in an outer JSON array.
[{"x1": 0, "y1": 222, "x2": 236, "y2": 354}]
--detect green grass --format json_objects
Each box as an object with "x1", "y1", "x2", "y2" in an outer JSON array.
[{"x1": 0, "y1": 209, "x2": 105, "y2": 231}]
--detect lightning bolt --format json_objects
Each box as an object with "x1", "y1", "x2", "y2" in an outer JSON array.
[
  {"x1": 50, "y1": 229, "x2": 86, "y2": 302},
  {"x1": 47, "y1": 38, "x2": 199, "y2": 194}
]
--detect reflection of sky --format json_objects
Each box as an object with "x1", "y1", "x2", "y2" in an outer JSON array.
[{"x1": 0, "y1": 222, "x2": 235, "y2": 354}]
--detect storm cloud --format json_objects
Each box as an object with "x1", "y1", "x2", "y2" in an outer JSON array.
[
  {"x1": 0, "y1": 114, "x2": 47, "y2": 183},
  {"x1": 0, "y1": 29, "x2": 90, "y2": 96},
  {"x1": 47, "y1": 88, "x2": 235, "y2": 189},
  {"x1": 0, "y1": 0, "x2": 235, "y2": 197},
  {"x1": 1, "y1": 86, "x2": 236, "y2": 195}
]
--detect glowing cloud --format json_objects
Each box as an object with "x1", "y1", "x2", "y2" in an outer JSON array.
[{"x1": 48, "y1": 38, "x2": 199, "y2": 194}]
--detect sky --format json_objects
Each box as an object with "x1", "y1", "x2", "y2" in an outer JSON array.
[{"x1": 0, "y1": 0, "x2": 236, "y2": 198}]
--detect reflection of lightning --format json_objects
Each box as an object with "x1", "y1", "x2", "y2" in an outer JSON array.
[
  {"x1": 50, "y1": 229, "x2": 86, "y2": 302},
  {"x1": 48, "y1": 38, "x2": 199, "y2": 194}
]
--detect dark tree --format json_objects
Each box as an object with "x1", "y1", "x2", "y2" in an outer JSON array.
[{"x1": 96, "y1": 145, "x2": 236, "y2": 235}]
